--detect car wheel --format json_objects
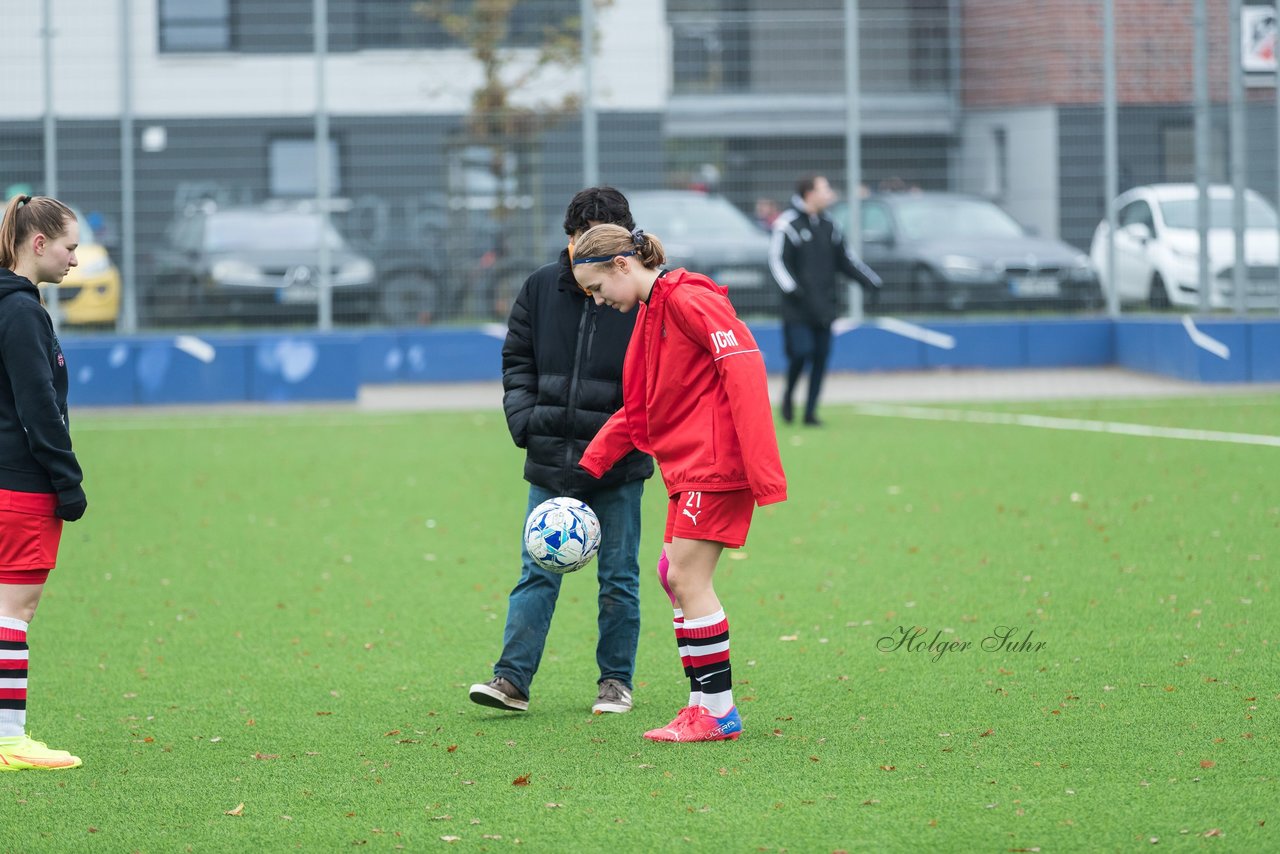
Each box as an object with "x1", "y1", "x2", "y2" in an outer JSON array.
[
  {"x1": 1148, "y1": 274, "x2": 1171, "y2": 310},
  {"x1": 380, "y1": 272, "x2": 434, "y2": 325}
]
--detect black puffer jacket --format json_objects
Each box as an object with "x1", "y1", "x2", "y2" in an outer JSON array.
[
  {"x1": 0, "y1": 269, "x2": 84, "y2": 500},
  {"x1": 502, "y1": 251, "x2": 653, "y2": 496}
]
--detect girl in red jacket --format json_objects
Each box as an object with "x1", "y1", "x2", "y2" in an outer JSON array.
[{"x1": 574, "y1": 224, "x2": 787, "y2": 742}]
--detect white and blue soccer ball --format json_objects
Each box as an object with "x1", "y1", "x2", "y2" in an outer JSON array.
[{"x1": 524, "y1": 497, "x2": 602, "y2": 574}]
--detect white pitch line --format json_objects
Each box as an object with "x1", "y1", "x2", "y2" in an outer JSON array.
[{"x1": 854, "y1": 403, "x2": 1280, "y2": 448}]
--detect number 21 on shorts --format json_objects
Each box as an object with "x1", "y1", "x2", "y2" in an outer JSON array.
[{"x1": 682, "y1": 491, "x2": 703, "y2": 526}]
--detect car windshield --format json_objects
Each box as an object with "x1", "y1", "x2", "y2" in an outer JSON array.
[
  {"x1": 204, "y1": 211, "x2": 345, "y2": 252},
  {"x1": 891, "y1": 197, "x2": 1025, "y2": 241},
  {"x1": 626, "y1": 194, "x2": 762, "y2": 241},
  {"x1": 1159, "y1": 195, "x2": 1279, "y2": 229}
]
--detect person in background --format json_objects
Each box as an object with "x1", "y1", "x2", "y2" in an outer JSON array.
[
  {"x1": 753, "y1": 197, "x2": 780, "y2": 232},
  {"x1": 469, "y1": 188, "x2": 653, "y2": 716},
  {"x1": 0, "y1": 194, "x2": 89, "y2": 771},
  {"x1": 769, "y1": 174, "x2": 882, "y2": 426},
  {"x1": 574, "y1": 224, "x2": 787, "y2": 743}
]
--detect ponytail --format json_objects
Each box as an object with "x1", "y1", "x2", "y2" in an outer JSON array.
[{"x1": 0, "y1": 194, "x2": 76, "y2": 269}]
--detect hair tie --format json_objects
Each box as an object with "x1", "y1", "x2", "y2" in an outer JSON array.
[
  {"x1": 18, "y1": 195, "x2": 32, "y2": 206},
  {"x1": 630, "y1": 228, "x2": 646, "y2": 248}
]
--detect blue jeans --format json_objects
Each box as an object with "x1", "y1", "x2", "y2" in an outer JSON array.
[{"x1": 494, "y1": 480, "x2": 644, "y2": 698}]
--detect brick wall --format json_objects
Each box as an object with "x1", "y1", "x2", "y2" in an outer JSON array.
[{"x1": 962, "y1": 0, "x2": 1245, "y2": 107}]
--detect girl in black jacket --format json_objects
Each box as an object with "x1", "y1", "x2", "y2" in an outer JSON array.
[{"x1": 0, "y1": 194, "x2": 87, "y2": 771}]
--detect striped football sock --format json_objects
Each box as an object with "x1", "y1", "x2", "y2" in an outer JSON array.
[
  {"x1": 673, "y1": 609, "x2": 699, "y2": 708},
  {"x1": 684, "y1": 609, "x2": 733, "y2": 718},
  {"x1": 0, "y1": 617, "x2": 29, "y2": 738}
]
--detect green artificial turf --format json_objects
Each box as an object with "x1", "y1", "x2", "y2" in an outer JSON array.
[{"x1": 4, "y1": 395, "x2": 1276, "y2": 851}]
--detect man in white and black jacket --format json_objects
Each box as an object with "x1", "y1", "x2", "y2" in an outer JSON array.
[
  {"x1": 469, "y1": 187, "x2": 653, "y2": 715},
  {"x1": 769, "y1": 174, "x2": 881, "y2": 426}
]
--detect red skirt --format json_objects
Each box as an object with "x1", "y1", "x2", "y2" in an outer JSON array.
[{"x1": 0, "y1": 489, "x2": 62, "y2": 584}]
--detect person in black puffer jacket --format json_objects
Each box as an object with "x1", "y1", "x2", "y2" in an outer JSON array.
[
  {"x1": 469, "y1": 187, "x2": 653, "y2": 715},
  {"x1": 0, "y1": 193, "x2": 88, "y2": 771}
]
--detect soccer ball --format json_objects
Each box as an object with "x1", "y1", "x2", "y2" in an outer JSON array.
[{"x1": 524, "y1": 497, "x2": 602, "y2": 574}]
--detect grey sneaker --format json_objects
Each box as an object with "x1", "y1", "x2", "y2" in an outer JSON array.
[
  {"x1": 592, "y1": 678, "x2": 633, "y2": 714},
  {"x1": 469, "y1": 676, "x2": 529, "y2": 711}
]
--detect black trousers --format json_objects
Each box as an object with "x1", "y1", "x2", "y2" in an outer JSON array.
[{"x1": 782, "y1": 320, "x2": 832, "y2": 420}]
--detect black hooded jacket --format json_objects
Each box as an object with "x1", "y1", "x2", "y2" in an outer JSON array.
[
  {"x1": 502, "y1": 251, "x2": 653, "y2": 496},
  {"x1": 0, "y1": 268, "x2": 84, "y2": 500}
]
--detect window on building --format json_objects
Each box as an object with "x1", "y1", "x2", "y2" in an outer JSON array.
[
  {"x1": 1161, "y1": 121, "x2": 1227, "y2": 184},
  {"x1": 158, "y1": 0, "x2": 231, "y2": 52},
  {"x1": 356, "y1": 0, "x2": 579, "y2": 49},
  {"x1": 270, "y1": 138, "x2": 341, "y2": 198}
]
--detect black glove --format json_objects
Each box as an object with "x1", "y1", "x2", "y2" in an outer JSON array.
[{"x1": 56, "y1": 486, "x2": 87, "y2": 522}]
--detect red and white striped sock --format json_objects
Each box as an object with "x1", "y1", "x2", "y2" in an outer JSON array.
[
  {"x1": 684, "y1": 609, "x2": 733, "y2": 717},
  {"x1": 658, "y1": 550, "x2": 700, "y2": 707},
  {"x1": 673, "y1": 609, "x2": 699, "y2": 708},
  {"x1": 0, "y1": 617, "x2": 29, "y2": 738}
]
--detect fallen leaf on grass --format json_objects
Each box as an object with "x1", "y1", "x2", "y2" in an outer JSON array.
[
  {"x1": 880, "y1": 765, "x2": 896, "y2": 771},
  {"x1": 980, "y1": 729, "x2": 995, "y2": 737},
  {"x1": 447, "y1": 745, "x2": 458, "y2": 753},
  {"x1": 384, "y1": 730, "x2": 401, "y2": 737},
  {"x1": 545, "y1": 803, "x2": 563, "y2": 808},
  {"x1": 252, "y1": 753, "x2": 280, "y2": 761},
  {"x1": 512, "y1": 774, "x2": 531, "y2": 786},
  {"x1": 780, "y1": 635, "x2": 798, "y2": 641},
  {"x1": 440, "y1": 836, "x2": 461, "y2": 843},
  {"x1": 1200, "y1": 760, "x2": 1215, "y2": 769},
  {"x1": 225, "y1": 803, "x2": 245, "y2": 816}
]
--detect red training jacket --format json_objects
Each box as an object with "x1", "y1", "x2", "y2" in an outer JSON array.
[{"x1": 579, "y1": 268, "x2": 787, "y2": 506}]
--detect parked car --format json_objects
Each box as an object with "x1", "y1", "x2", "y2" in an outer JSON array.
[
  {"x1": 832, "y1": 193, "x2": 1102, "y2": 311},
  {"x1": 624, "y1": 190, "x2": 775, "y2": 316},
  {"x1": 149, "y1": 202, "x2": 377, "y2": 325},
  {"x1": 38, "y1": 207, "x2": 120, "y2": 327},
  {"x1": 1089, "y1": 184, "x2": 1280, "y2": 309}
]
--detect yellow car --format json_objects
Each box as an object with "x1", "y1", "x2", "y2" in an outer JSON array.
[{"x1": 37, "y1": 209, "x2": 121, "y2": 326}]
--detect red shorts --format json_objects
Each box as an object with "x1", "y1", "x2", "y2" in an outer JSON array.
[
  {"x1": 0, "y1": 489, "x2": 62, "y2": 584},
  {"x1": 664, "y1": 489, "x2": 755, "y2": 549}
]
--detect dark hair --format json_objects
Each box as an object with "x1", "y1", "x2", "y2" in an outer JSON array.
[
  {"x1": 795, "y1": 174, "x2": 824, "y2": 200},
  {"x1": 563, "y1": 186, "x2": 634, "y2": 236},
  {"x1": 572, "y1": 224, "x2": 666, "y2": 269},
  {"x1": 0, "y1": 194, "x2": 76, "y2": 269}
]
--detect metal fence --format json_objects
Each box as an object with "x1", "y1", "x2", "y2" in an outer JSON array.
[{"x1": 3, "y1": 0, "x2": 1278, "y2": 334}]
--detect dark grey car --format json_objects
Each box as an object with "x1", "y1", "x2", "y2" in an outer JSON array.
[
  {"x1": 833, "y1": 193, "x2": 1102, "y2": 312},
  {"x1": 149, "y1": 204, "x2": 378, "y2": 325},
  {"x1": 625, "y1": 190, "x2": 776, "y2": 316}
]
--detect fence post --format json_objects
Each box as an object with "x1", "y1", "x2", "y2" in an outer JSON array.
[
  {"x1": 42, "y1": 0, "x2": 61, "y2": 334},
  {"x1": 581, "y1": 0, "x2": 599, "y2": 188},
  {"x1": 119, "y1": 0, "x2": 138, "y2": 334},
  {"x1": 314, "y1": 0, "x2": 333, "y2": 331},
  {"x1": 1103, "y1": 0, "x2": 1119, "y2": 317},
  {"x1": 1229, "y1": 0, "x2": 1247, "y2": 316},
  {"x1": 1193, "y1": 0, "x2": 1211, "y2": 314}
]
